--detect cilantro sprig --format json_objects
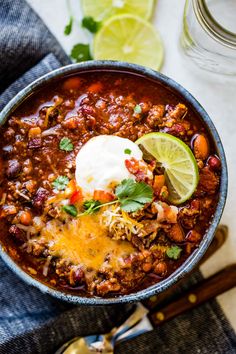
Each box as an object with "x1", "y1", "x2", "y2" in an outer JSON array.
[
  {"x1": 70, "y1": 43, "x2": 93, "y2": 63},
  {"x1": 82, "y1": 16, "x2": 101, "y2": 33},
  {"x1": 62, "y1": 204, "x2": 78, "y2": 217},
  {"x1": 77, "y1": 179, "x2": 153, "y2": 217},
  {"x1": 166, "y1": 245, "x2": 182, "y2": 260},
  {"x1": 115, "y1": 179, "x2": 153, "y2": 212},
  {"x1": 124, "y1": 148, "x2": 132, "y2": 155},
  {"x1": 52, "y1": 176, "x2": 69, "y2": 191},
  {"x1": 64, "y1": 16, "x2": 73, "y2": 35},
  {"x1": 83, "y1": 200, "x2": 102, "y2": 214},
  {"x1": 59, "y1": 137, "x2": 74, "y2": 152}
]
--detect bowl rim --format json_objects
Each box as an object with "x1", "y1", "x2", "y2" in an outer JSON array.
[{"x1": 0, "y1": 60, "x2": 228, "y2": 305}]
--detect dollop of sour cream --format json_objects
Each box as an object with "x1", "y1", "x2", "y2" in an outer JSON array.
[{"x1": 75, "y1": 135, "x2": 143, "y2": 197}]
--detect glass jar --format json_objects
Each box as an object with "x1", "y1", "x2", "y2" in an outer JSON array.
[{"x1": 180, "y1": 0, "x2": 236, "y2": 75}]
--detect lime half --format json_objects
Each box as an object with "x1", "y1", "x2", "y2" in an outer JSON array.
[
  {"x1": 93, "y1": 14, "x2": 164, "y2": 71},
  {"x1": 136, "y1": 133, "x2": 199, "y2": 204},
  {"x1": 82, "y1": 0, "x2": 154, "y2": 22}
]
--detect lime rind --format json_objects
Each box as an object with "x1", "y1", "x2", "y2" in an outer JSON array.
[
  {"x1": 82, "y1": 0, "x2": 154, "y2": 22},
  {"x1": 136, "y1": 132, "x2": 199, "y2": 204},
  {"x1": 93, "y1": 14, "x2": 164, "y2": 71}
]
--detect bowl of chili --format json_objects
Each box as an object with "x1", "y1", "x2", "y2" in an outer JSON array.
[{"x1": 0, "y1": 61, "x2": 227, "y2": 305}]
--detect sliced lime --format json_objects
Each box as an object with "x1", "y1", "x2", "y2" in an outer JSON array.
[
  {"x1": 82, "y1": 0, "x2": 154, "y2": 22},
  {"x1": 136, "y1": 132, "x2": 199, "y2": 204},
  {"x1": 93, "y1": 14, "x2": 164, "y2": 71}
]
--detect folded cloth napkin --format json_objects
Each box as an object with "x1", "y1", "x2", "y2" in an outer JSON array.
[{"x1": 0, "y1": 1, "x2": 236, "y2": 353}]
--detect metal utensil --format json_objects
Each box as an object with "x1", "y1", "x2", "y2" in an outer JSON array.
[{"x1": 55, "y1": 263, "x2": 236, "y2": 354}]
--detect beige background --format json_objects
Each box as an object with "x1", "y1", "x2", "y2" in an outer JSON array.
[{"x1": 27, "y1": 0, "x2": 236, "y2": 330}]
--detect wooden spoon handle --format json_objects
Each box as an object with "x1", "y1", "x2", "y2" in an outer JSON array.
[
  {"x1": 144, "y1": 224, "x2": 228, "y2": 310},
  {"x1": 149, "y1": 263, "x2": 236, "y2": 326}
]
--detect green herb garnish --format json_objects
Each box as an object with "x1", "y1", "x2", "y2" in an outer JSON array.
[
  {"x1": 83, "y1": 200, "x2": 102, "y2": 214},
  {"x1": 52, "y1": 176, "x2": 69, "y2": 191},
  {"x1": 59, "y1": 137, "x2": 74, "y2": 152},
  {"x1": 166, "y1": 245, "x2": 182, "y2": 260},
  {"x1": 62, "y1": 204, "x2": 78, "y2": 217},
  {"x1": 78, "y1": 179, "x2": 153, "y2": 217},
  {"x1": 82, "y1": 16, "x2": 101, "y2": 33},
  {"x1": 71, "y1": 44, "x2": 93, "y2": 63},
  {"x1": 115, "y1": 179, "x2": 153, "y2": 212},
  {"x1": 64, "y1": 16, "x2": 73, "y2": 35},
  {"x1": 124, "y1": 148, "x2": 132, "y2": 155},
  {"x1": 134, "y1": 104, "x2": 142, "y2": 114}
]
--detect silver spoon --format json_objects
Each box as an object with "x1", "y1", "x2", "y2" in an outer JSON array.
[
  {"x1": 55, "y1": 304, "x2": 150, "y2": 354},
  {"x1": 55, "y1": 262, "x2": 236, "y2": 354}
]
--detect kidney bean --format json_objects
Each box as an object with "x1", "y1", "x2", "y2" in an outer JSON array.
[
  {"x1": 9, "y1": 225, "x2": 26, "y2": 243},
  {"x1": 28, "y1": 138, "x2": 42, "y2": 149},
  {"x1": 79, "y1": 104, "x2": 95, "y2": 116},
  {"x1": 6, "y1": 159, "x2": 21, "y2": 178},
  {"x1": 32, "y1": 188, "x2": 49, "y2": 209},
  {"x1": 69, "y1": 266, "x2": 84, "y2": 286},
  {"x1": 207, "y1": 155, "x2": 221, "y2": 171},
  {"x1": 193, "y1": 134, "x2": 209, "y2": 160}
]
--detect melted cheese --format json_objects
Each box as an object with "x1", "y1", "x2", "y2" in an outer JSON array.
[{"x1": 39, "y1": 213, "x2": 134, "y2": 271}]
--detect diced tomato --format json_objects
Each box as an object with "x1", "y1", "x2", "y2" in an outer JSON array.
[
  {"x1": 68, "y1": 181, "x2": 83, "y2": 204},
  {"x1": 88, "y1": 82, "x2": 103, "y2": 93},
  {"x1": 70, "y1": 189, "x2": 83, "y2": 204},
  {"x1": 125, "y1": 158, "x2": 139, "y2": 174},
  {"x1": 63, "y1": 77, "x2": 81, "y2": 90},
  {"x1": 93, "y1": 190, "x2": 115, "y2": 203}
]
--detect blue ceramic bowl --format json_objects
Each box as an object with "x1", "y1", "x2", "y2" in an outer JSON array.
[{"x1": 0, "y1": 61, "x2": 228, "y2": 305}]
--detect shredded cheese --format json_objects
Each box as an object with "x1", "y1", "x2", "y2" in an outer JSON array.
[{"x1": 101, "y1": 205, "x2": 143, "y2": 241}]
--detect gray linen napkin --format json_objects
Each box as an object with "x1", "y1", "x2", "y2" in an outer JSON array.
[{"x1": 0, "y1": 0, "x2": 236, "y2": 353}]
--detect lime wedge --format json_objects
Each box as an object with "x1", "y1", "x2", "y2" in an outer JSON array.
[
  {"x1": 136, "y1": 133, "x2": 199, "y2": 204},
  {"x1": 82, "y1": 0, "x2": 154, "y2": 22},
  {"x1": 93, "y1": 14, "x2": 164, "y2": 71}
]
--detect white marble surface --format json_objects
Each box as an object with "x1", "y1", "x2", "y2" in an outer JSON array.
[{"x1": 27, "y1": 0, "x2": 236, "y2": 329}]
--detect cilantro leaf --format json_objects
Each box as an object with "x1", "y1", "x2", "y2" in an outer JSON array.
[
  {"x1": 121, "y1": 200, "x2": 144, "y2": 212},
  {"x1": 134, "y1": 104, "x2": 142, "y2": 114},
  {"x1": 82, "y1": 16, "x2": 101, "y2": 33},
  {"x1": 166, "y1": 245, "x2": 182, "y2": 260},
  {"x1": 59, "y1": 137, "x2": 74, "y2": 152},
  {"x1": 77, "y1": 180, "x2": 153, "y2": 217},
  {"x1": 62, "y1": 204, "x2": 78, "y2": 217},
  {"x1": 115, "y1": 179, "x2": 153, "y2": 212},
  {"x1": 52, "y1": 176, "x2": 69, "y2": 191},
  {"x1": 64, "y1": 16, "x2": 73, "y2": 35},
  {"x1": 71, "y1": 44, "x2": 93, "y2": 63},
  {"x1": 83, "y1": 199, "x2": 102, "y2": 214},
  {"x1": 124, "y1": 148, "x2": 132, "y2": 155}
]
